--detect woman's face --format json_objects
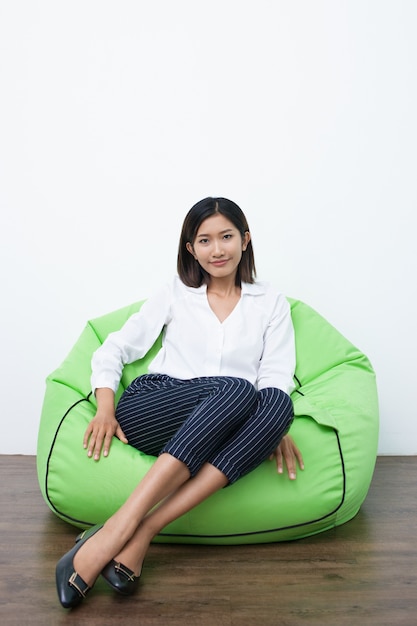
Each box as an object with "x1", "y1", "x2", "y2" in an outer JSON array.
[{"x1": 186, "y1": 213, "x2": 250, "y2": 282}]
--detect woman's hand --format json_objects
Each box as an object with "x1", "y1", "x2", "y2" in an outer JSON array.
[
  {"x1": 83, "y1": 388, "x2": 128, "y2": 460},
  {"x1": 269, "y1": 434, "x2": 304, "y2": 480}
]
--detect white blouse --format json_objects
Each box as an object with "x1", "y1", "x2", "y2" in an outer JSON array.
[{"x1": 91, "y1": 276, "x2": 296, "y2": 395}]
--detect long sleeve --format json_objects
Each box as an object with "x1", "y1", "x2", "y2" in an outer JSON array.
[
  {"x1": 256, "y1": 294, "x2": 296, "y2": 395},
  {"x1": 90, "y1": 283, "x2": 172, "y2": 393}
]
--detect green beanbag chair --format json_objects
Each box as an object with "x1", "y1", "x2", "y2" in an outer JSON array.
[{"x1": 37, "y1": 298, "x2": 379, "y2": 544}]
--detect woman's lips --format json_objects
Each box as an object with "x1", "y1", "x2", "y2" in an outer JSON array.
[{"x1": 210, "y1": 260, "x2": 229, "y2": 267}]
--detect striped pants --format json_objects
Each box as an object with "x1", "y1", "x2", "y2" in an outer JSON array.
[{"x1": 115, "y1": 374, "x2": 294, "y2": 484}]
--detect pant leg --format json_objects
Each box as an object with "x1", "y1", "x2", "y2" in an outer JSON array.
[
  {"x1": 116, "y1": 374, "x2": 211, "y2": 455},
  {"x1": 209, "y1": 387, "x2": 294, "y2": 484},
  {"x1": 115, "y1": 375, "x2": 257, "y2": 462},
  {"x1": 161, "y1": 376, "x2": 258, "y2": 475}
]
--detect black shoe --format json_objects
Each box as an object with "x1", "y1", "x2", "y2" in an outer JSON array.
[
  {"x1": 55, "y1": 525, "x2": 103, "y2": 608},
  {"x1": 101, "y1": 559, "x2": 141, "y2": 596}
]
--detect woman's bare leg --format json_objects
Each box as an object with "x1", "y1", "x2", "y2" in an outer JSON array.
[
  {"x1": 112, "y1": 462, "x2": 228, "y2": 576},
  {"x1": 72, "y1": 453, "x2": 190, "y2": 585}
]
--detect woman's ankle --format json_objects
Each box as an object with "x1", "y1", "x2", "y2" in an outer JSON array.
[{"x1": 113, "y1": 522, "x2": 154, "y2": 575}]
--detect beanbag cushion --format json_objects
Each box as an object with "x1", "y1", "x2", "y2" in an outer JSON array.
[{"x1": 37, "y1": 298, "x2": 379, "y2": 544}]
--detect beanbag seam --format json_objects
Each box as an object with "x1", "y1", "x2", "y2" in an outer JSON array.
[{"x1": 44, "y1": 393, "x2": 93, "y2": 524}]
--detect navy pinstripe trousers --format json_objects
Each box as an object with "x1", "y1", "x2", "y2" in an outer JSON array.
[{"x1": 115, "y1": 374, "x2": 294, "y2": 484}]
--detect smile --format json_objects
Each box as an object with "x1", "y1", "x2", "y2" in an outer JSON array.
[{"x1": 210, "y1": 260, "x2": 229, "y2": 267}]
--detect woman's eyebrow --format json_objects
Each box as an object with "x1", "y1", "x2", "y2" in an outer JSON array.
[{"x1": 197, "y1": 228, "x2": 234, "y2": 237}]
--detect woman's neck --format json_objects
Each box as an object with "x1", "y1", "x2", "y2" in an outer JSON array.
[
  {"x1": 206, "y1": 276, "x2": 240, "y2": 298},
  {"x1": 206, "y1": 277, "x2": 241, "y2": 323}
]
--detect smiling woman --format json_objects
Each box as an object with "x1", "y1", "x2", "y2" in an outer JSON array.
[
  {"x1": 36, "y1": 197, "x2": 379, "y2": 609},
  {"x1": 47, "y1": 196, "x2": 304, "y2": 608}
]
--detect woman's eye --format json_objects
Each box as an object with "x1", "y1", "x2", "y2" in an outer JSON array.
[
  {"x1": 198, "y1": 238, "x2": 209, "y2": 244},
  {"x1": 223, "y1": 234, "x2": 232, "y2": 240}
]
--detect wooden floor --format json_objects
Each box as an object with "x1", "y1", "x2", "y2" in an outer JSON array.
[{"x1": 0, "y1": 457, "x2": 416, "y2": 626}]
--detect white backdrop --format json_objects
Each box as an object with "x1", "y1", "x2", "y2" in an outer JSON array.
[{"x1": 1, "y1": 1, "x2": 416, "y2": 455}]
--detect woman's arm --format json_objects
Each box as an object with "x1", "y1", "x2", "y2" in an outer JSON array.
[
  {"x1": 91, "y1": 281, "x2": 173, "y2": 394},
  {"x1": 86, "y1": 282, "x2": 174, "y2": 459},
  {"x1": 257, "y1": 293, "x2": 296, "y2": 396},
  {"x1": 83, "y1": 387, "x2": 128, "y2": 461}
]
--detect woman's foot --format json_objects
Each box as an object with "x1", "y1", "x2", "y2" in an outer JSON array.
[
  {"x1": 72, "y1": 520, "x2": 134, "y2": 588},
  {"x1": 72, "y1": 527, "x2": 111, "y2": 587},
  {"x1": 101, "y1": 520, "x2": 152, "y2": 595},
  {"x1": 56, "y1": 525, "x2": 103, "y2": 608}
]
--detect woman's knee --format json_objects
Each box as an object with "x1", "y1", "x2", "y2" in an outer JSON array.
[{"x1": 219, "y1": 377, "x2": 258, "y2": 406}]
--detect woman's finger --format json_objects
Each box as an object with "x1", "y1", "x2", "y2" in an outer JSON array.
[
  {"x1": 83, "y1": 423, "x2": 93, "y2": 450},
  {"x1": 276, "y1": 446, "x2": 283, "y2": 474},
  {"x1": 116, "y1": 424, "x2": 128, "y2": 445}
]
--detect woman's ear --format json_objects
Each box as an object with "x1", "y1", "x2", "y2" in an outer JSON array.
[
  {"x1": 242, "y1": 231, "x2": 251, "y2": 251},
  {"x1": 186, "y1": 242, "x2": 195, "y2": 257}
]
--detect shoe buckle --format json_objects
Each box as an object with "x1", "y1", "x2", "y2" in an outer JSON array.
[
  {"x1": 69, "y1": 572, "x2": 89, "y2": 598},
  {"x1": 114, "y1": 562, "x2": 136, "y2": 581}
]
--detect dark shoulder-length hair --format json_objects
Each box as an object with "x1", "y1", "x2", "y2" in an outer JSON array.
[{"x1": 177, "y1": 197, "x2": 256, "y2": 288}]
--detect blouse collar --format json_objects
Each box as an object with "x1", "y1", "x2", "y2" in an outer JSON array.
[{"x1": 183, "y1": 280, "x2": 267, "y2": 297}]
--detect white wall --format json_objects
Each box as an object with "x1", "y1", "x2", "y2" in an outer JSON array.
[{"x1": 1, "y1": 1, "x2": 416, "y2": 455}]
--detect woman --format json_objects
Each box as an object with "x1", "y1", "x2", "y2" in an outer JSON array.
[{"x1": 56, "y1": 197, "x2": 304, "y2": 608}]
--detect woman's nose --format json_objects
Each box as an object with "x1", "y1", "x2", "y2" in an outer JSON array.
[{"x1": 212, "y1": 240, "x2": 224, "y2": 256}]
